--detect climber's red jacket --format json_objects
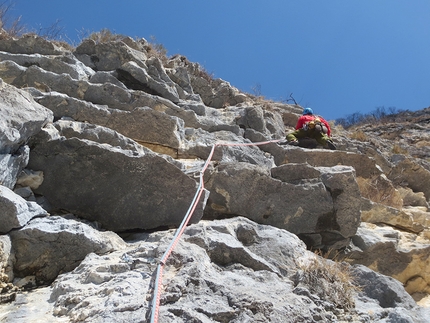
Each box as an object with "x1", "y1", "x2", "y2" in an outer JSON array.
[{"x1": 295, "y1": 114, "x2": 331, "y2": 137}]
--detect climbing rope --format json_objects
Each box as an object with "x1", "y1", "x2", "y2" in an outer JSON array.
[{"x1": 149, "y1": 139, "x2": 281, "y2": 323}]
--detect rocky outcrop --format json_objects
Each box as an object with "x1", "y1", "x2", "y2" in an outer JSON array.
[
  {"x1": 0, "y1": 33, "x2": 429, "y2": 321},
  {"x1": 2, "y1": 217, "x2": 428, "y2": 322}
]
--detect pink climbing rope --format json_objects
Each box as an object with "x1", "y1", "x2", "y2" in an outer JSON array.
[{"x1": 150, "y1": 139, "x2": 281, "y2": 323}]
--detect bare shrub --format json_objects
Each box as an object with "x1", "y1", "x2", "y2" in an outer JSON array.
[
  {"x1": 145, "y1": 35, "x2": 168, "y2": 63},
  {"x1": 36, "y1": 19, "x2": 64, "y2": 40},
  {"x1": 0, "y1": 1, "x2": 26, "y2": 38},
  {"x1": 194, "y1": 64, "x2": 214, "y2": 83}
]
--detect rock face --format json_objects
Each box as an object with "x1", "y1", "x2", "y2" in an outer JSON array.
[
  {"x1": 0, "y1": 33, "x2": 429, "y2": 321},
  {"x1": 2, "y1": 218, "x2": 428, "y2": 323}
]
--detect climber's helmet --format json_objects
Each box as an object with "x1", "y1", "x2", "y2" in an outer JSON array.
[{"x1": 303, "y1": 108, "x2": 313, "y2": 115}]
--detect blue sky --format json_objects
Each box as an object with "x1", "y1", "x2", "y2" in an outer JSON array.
[{"x1": 7, "y1": 0, "x2": 430, "y2": 120}]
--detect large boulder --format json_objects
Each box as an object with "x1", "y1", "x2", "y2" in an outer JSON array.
[
  {"x1": 28, "y1": 134, "x2": 208, "y2": 231},
  {"x1": 34, "y1": 89, "x2": 188, "y2": 152},
  {"x1": 0, "y1": 145, "x2": 29, "y2": 190},
  {"x1": 204, "y1": 162, "x2": 361, "y2": 249},
  {"x1": 276, "y1": 146, "x2": 382, "y2": 178},
  {"x1": 9, "y1": 215, "x2": 126, "y2": 285},
  {"x1": 188, "y1": 64, "x2": 247, "y2": 109},
  {"x1": 356, "y1": 174, "x2": 403, "y2": 208},
  {"x1": 52, "y1": 120, "x2": 149, "y2": 153},
  {"x1": 0, "y1": 60, "x2": 27, "y2": 84}
]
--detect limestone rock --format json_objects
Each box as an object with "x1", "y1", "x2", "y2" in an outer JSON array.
[
  {"x1": 346, "y1": 222, "x2": 430, "y2": 303},
  {"x1": 0, "y1": 145, "x2": 29, "y2": 190},
  {"x1": 0, "y1": 185, "x2": 48, "y2": 234},
  {"x1": 190, "y1": 69, "x2": 247, "y2": 108},
  {"x1": 276, "y1": 146, "x2": 382, "y2": 178},
  {"x1": 180, "y1": 129, "x2": 275, "y2": 168},
  {"x1": 356, "y1": 174, "x2": 403, "y2": 208},
  {"x1": 0, "y1": 80, "x2": 53, "y2": 154},
  {"x1": 0, "y1": 60, "x2": 27, "y2": 84},
  {"x1": 353, "y1": 264, "x2": 416, "y2": 309},
  {"x1": 389, "y1": 156, "x2": 430, "y2": 202},
  {"x1": 0, "y1": 34, "x2": 67, "y2": 55},
  {"x1": 0, "y1": 32, "x2": 429, "y2": 321},
  {"x1": 38, "y1": 93, "x2": 187, "y2": 150},
  {"x1": 88, "y1": 71, "x2": 126, "y2": 88},
  {"x1": 74, "y1": 39, "x2": 147, "y2": 71},
  {"x1": 204, "y1": 162, "x2": 361, "y2": 249},
  {"x1": 117, "y1": 60, "x2": 181, "y2": 103},
  {"x1": 28, "y1": 136, "x2": 208, "y2": 231},
  {"x1": 52, "y1": 120, "x2": 146, "y2": 153},
  {"x1": 398, "y1": 187, "x2": 429, "y2": 208},
  {"x1": 361, "y1": 199, "x2": 428, "y2": 233},
  {"x1": 0, "y1": 51, "x2": 94, "y2": 80},
  {"x1": 9, "y1": 215, "x2": 126, "y2": 285},
  {"x1": 0, "y1": 235, "x2": 14, "y2": 281},
  {"x1": 2, "y1": 217, "x2": 427, "y2": 322}
]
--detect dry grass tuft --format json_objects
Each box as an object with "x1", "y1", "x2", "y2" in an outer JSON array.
[
  {"x1": 349, "y1": 130, "x2": 368, "y2": 142},
  {"x1": 391, "y1": 144, "x2": 408, "y2": 155},
  {"x1": 294, "y1": 254, "x2": 359, "y2": 310},
  {"x1": 145, "y1": 36, "x2": 168, "y2": 63},
  {"x1": 85, "y1": 28, "x2": 126, "y2": 44}
]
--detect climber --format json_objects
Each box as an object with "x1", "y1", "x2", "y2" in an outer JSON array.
[{"x1": 281, "y1": 107, "x2": 336, "y2": 150}]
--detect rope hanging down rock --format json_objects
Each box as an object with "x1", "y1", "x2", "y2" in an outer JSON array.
[{"x1": 149, "y1": 139, "x2": 281, "y2": 323}]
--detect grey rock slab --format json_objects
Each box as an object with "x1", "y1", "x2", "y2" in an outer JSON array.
[
  {"x1": 204, "y1": 162, "x2": 361, "y2": 250},
  {"x1": 0, "y1": 146, "x2": 29, "y2": 190},
  {"x1": 74, "y1": 39, "x2": 148, "y2": 71},
  {"x1": 353, "y1": 264, "x2": 416, "y2": 309},
  {"x1": 0, "y1": 185, "x2": 48, "y2": 234},
  {"x1": 28, "y1": 137, "x2": 208, "y2": 231},
  {"x1": 0, "y1": 80, "x2": 53, "y2": 154},
  {"x1": 0, "y1": 51, "x2": 94, "y2": 81},
  {"x1": 274, "y1": 146, "x2": 383, "y2": 178},
  {"x1": 0, "y1": 35, "x2": 66, "y2": 55},
  {"x1": 9, "y1": 215, "x2": 126, "y2": 285},
  {"x1": 117, "y1": 60, "x2": 181, "y2": 103}
]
